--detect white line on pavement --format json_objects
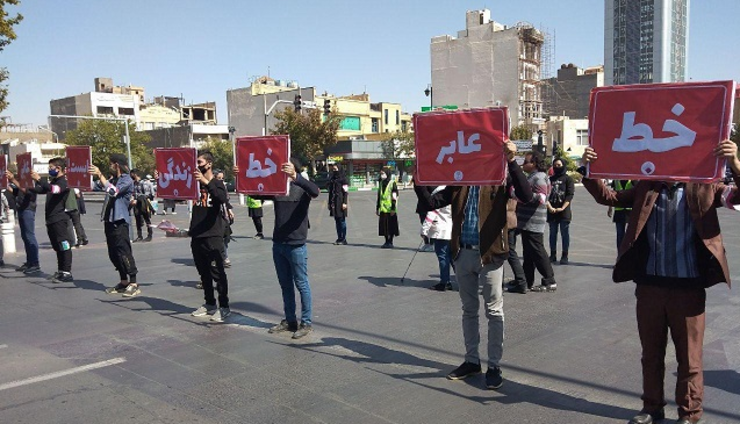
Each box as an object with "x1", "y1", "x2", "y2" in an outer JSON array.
[
  {"x1": 0, "y1": 357, "x2": 126, "y2": 392},
  {"x1": 0, "y1": 344, "x2": 7, "y2": 349}
]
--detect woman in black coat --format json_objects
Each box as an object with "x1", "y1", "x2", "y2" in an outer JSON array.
[
  {"x1": 546, "y1": 158, "x2": 575, "y2": 264},
  {"x1": 327, "y1": 164, "x2": 349, "y2": 244}
]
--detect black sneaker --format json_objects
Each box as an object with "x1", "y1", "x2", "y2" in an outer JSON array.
[
  {"x1": 16, "y1": 263, "x2": 29, "y2": 272},
  {"x1": 507, "y1": 285, "x2": 528, "y2": 294},
  {"x1": 81, "y1": 239, "x2": 89, "y2": 246},
  {"x1": 52, "y1": 272, "x2": 74, "y2": 283},
  {"x1": 105, "y1": 283, "x2": 127, "y2": 294},
  {"x1": 268, "y1": 319, "x2": 298, "y2": 333},
  {"x1": 292, "y1": 323, "x2": 313, "y2": 339},
  {"x1": 254, "y1": 233, "x2": 264, "y2": 239},
  {"x1": 46, "y1": 271, "x2": 61, "y2": 281},
  {"x1": 133, "y1": 237, "x2": 143, "y2": 243},
  {"x1": 23, "y1": 265, "x2": 42, "y2": 275},
  {"x1": 444, "y1": 282, "x2": 453, "y2": 291},
  {"x1": 143, "y1": 235, "x2": 153, "y2": 242},
  {"x1": 430, "y1": 282, "x2": 448, "y2": 291},
  {"x1": 628, "y1": 409, "x2": 665, "y2": 424},
  {"x1": 447, "y1": 361, "x2": 482, "y2": 380},
  {"x1": 485, "y1": 366, "x2": 504, "y2": 389},
  {"x1": 559, "y1": 256, "x2": 569, "y2": 265}
]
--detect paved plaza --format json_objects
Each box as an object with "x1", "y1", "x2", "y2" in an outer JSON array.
[{"x1": 1, "y1": 187, "x2": 739, "y2": 424}]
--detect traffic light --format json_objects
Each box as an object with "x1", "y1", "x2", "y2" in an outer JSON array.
[
  {"x1": 294, "y1": 94, "x2": 302, "y2": 112},
  {"x1": 323, "y1": 99, "x2": 331, "y2": 115}
]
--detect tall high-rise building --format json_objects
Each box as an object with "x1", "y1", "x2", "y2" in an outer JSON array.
[{"x1": 604, "y1": 0, "x2": 689, "y2": 85}]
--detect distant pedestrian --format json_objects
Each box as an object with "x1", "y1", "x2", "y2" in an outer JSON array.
[
  {"x1": 246, "y1": 195, "x2": 264, "y2": 239},
  {"x1": 65, "y1": 187, "x2": 88, "y2": 248},
  {"x1": 416, "y1": 185, "x2": 435, "y2": 251},
  {"x1": 505, "y1": 198, "x2": 526, "y2": 289},
  {"x1": 214, "y1": 170, "x2": 234, "y2": 267},
  {"x1": 327, "y1": 164, "x2": 349, "y2": 245},
  {"x1": 130, "y1": 169, "x2": 154, "y2": 242},
  {"x1": 91, "y1": 154, "x2": 140, "y2": 297},
  {"x1": 0, "y1": 189, "x2": 10, "y2": 266},
  {"x1": 31, "y1": 157, "x2": 74, "y2": 283},
  {"x1": 6, "y1": 171, "x2": 41, "y2": 274},
  {"x1": 377, "y1": 167, "x2": 399, "y2": 248},
  {"x1": 547, "y1": 158, "x2": 575, "y2": 265},
  {"x1": 418, "y1": 185, "x2": 453, "y2": 291},
  {"x1": 607, "y1": 179, "x2": 633, "y2": 250}
]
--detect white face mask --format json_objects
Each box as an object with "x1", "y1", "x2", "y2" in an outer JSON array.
[{"x1": 380, "y1": 173, "x2": 387, "y2": 180}]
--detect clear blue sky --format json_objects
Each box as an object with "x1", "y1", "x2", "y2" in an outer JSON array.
[{"x1": 3, "y1": 0, "x2": 739, "y2": 126}]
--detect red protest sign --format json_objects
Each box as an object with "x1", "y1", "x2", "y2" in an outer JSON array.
[
  {"x1": 16, "y1": 153, "x2": 34, "y2": 189},
  {"x1": 588, "y1": 81, "x2": 736, "y2": 183},
  {"x1": 235, "y1": 135, "x2": 290, "y2": 195},
  {"x1": 155, "y1": 148, "x2": 198, "y2": 200},
  {"x1": 414, "y1": 107, "x2": 509, "y2": 186},
  {"x1": 0, "y1": 155, "x2": 7, "y2": 188},
  {"x1": 65, "y1": 146, "x2": 93, "y2": 191}
]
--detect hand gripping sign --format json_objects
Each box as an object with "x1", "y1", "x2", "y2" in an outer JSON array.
[
  {"x1": 414, "y1": 107, "x2": 509, "y2": 186},
  {"x1": 155, "y1": 148, "x2": 198, "y2": 200},
  {"x1": 65, "y1": 146, "x2": 93, "y2": 191},
  {"x1": 0, "y1": 155, "x2": 7, "y2": 189},
  {"x1": 16, "y1": 152, "x2": 34, "y2": 189},
  {"x1": 588, "y1": 80, "x2": 736, "y2": 183},
  {"x1": 235, "y1": 135, "x2": 290, "y2": 196}
]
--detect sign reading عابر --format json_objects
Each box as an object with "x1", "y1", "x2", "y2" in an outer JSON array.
[
  {"x1": 65, "y1": 146, "x2": 93, "y2": 191},
  {"x1": 414, "y1": 107, "x2": 509, "y2": 186},
  {"x1": 154, "y1": 148, "x2": 198, "y2": 200},
  {"x1": 588, "y1": 80, "x2": 736, "y2": 183},
  {"x1": 235, "y1": 135, "x2": 290, "y2": 196},
  {"x1": 16, "y1": 153, "x2": 34, "y2": 189}
]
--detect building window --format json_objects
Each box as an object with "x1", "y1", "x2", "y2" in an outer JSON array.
[
  {"x1": 339, "y1": 116, "x2": 361, "y2": 131},
  {"x1": 372, "y1": 118, "x2": 379, "y2": 133},
  {"x1": 118, "y1": 107, "x2": 135, "y2": 116},
  {"x1": 384, "y1": 109, "x2": 388, "y2": 125},
  {"x1": 395, "y1": 110, "x2": 400, "y2": 125},
  {"x1": 576, "y1": 129, "x2": 589, "y2": 145},
  {"x1": 401, "y1": 121, "x2": 408, "y2": 132},
  {"x1": 97, "y1": 106, "x2": 114, "y2": 115}
]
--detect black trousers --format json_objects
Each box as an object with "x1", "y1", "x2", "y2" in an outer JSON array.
[
  {"x1": 46, "y1": 220, "x2": 73, "y2": 272},
  {"x1": 134, "y1": 211, "x2": 152, "y2": 238},
  {"x1": 252, "y1": 216, "x2": 263, "y2": 235},
  {"x1": 66, "y1": 210, "x2": 87, "y2": 244},
  {"x1": 507, "y1": 229, "x2": 526, "y2": 284},
  {"x1": 105, "y1": 221, "x2": 138, "y2": 282},
  {"x1": 191, "y1": 236, "x2": 229, "y2": 308},
  {"x1": 520, "y1": 230, "x2": 556, "y2": 287}
]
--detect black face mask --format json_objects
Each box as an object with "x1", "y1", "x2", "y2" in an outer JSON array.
[
  {"x1": 198, "y1": 165, "x2": 208, "y2": 174},
  {"x1": 553, "y1": 166, "x2": 566, "y2": 176}
]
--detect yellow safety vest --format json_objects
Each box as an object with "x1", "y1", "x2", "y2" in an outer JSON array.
[
  {"x1": 614, "y1": 180, "x2": 633, "y2": 211},
  {"x1": 378, "y1": 179, "x2": 397, "y2": 213},
  {"x1": 246, "y1": 196, "x2": 261, "y2": 209}
]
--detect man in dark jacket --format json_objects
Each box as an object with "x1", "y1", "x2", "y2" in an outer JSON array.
[
  {"x1": 327, "y1": 164, "x2": 349, "y2": 244},
  {"x1": 234, "y1": 157, "x2": 320, "y2": 339},
  {"x1": 91, "y1": 154, "x2": 140, "y2": 297},
  {"x1": 415, "y1": 141, "x2": 532, "y2": 390},
  {"x1": 31, "y1": 157, "x2": 73, "y2": 283},
  {"x1": 6, "y1": 170, "x2": 41, "y2": 274},
  {"x1": 579, "y1": 140, "x2": 740, "y2": 424},
  {"x1": 189, "y1": 151, "x2": 231, "y2": 322},
  {"x1": 130, "y1": 169, "x2": 155, "y2": 242}
]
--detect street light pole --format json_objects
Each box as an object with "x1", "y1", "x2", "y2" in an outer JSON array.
[{"x1": 424, "y1": 84, "x2": 433, "y2": 108}]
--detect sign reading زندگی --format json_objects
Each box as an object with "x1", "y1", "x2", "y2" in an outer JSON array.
[
  {"x1": 235, "y1": 135, "x2": 290, "y2": 196},
  {"x1": 155, "y1": 148, "x2": 198, "y2": 200},
  {"x1": 588, "y1": 80, "x2": 736, "y2": 183},
  {"x1": 414, "y1": 107, "x2": 509, "y2": 186},
  {"x1": 16, "y1": 153, "x2": 34, "y2": 189},
  {"x1": 65, "y1": 146, "x2": 93, "y2": 191}
]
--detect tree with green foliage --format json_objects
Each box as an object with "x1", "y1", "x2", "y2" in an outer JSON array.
[
  {"x1": 0, "y1": 0, "x2": 24, "y2": 117},
  {"x1": 65, "y1": 119, "x2": 154, "y2": 174},
  {"x1": 509, "y1": 125, "x2": 533, "y2": 141},
  {"x1": 271, "y1": 107, "x2": 341, "y2": 171},
  {"x1": 199, "y1": 136, "x2": 234, "y2": 180},
  {"x1": 381, "y1": 129, "x2": 415, "y2": 176}
]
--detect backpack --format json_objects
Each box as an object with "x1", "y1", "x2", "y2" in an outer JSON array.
[{"x1": 549, "y1": 180, "x2": 566, "y2": 208}]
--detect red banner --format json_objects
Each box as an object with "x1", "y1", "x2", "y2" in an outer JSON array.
[
  {"x1": 65, "y1": 146, "x2": 93, "y2": 191},
  {"x1": 235, "y1": 135, "x2": 290, "y2": 195},
  {"x1": 0, "y1": 155, "x2": 7, "y2": 189},
  {"x1": 16, "y1": 153, "x2": 34, "y2": 190},
  {"x1": 155, "y1": 148, "x2": 198, "y2": 200},
  {"x1": 588, "y1": 81, "x2": 736, "y2": 183},
  {"x1": 414, "y1": 107, "x2": 509, "y2": 185}
]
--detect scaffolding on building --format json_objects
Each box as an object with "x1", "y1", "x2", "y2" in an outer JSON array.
[
  {"x1": 539, "y1": 26, "x2": 556, "y2": 120},
  {"x1": 516, "y1": 22, "x2": 545, "y2": 130}
]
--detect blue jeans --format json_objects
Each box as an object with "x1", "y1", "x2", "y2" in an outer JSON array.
[
  {"x1": 18, "y1": 209, "x2": 39, "y2": 266},
  {"x1": 433, "y1": 238, "x2": 451, "y2": 283},
  {"x1": 615, "y1": 222, "x2": 626, "y2": 250},
  {"x1": 334, "y1": 216, "x2": 346, "y2": 241},
  {"x1": 548, "y1": 220, "x2": 570, "y2": 255},
  {"x1": 272, "y1": 243, "x2": 312, "y2": 325}
]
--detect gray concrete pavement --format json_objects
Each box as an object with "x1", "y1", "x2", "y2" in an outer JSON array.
[{"x1": 1, "y1": 187, "x2": 739, "y2": 424}]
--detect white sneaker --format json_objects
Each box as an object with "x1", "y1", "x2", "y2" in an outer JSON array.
[
  {"x1": 210, "y1": 307, "x2": 231, "y2": 322},
  {"x1": 191, "y1": 304, "x2": 216, "y2": 317}
]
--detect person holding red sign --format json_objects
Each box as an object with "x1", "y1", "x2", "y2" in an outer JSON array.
[
  {"x1": 31, "y1": 157, "x2": 74, "y2": 283},
  {"x1": 414, "y1": 141, "x2": 533, "y2": 390},
  {"x1": 579, "y1": 139, "x2": 740, "y2": 424},
  {"x1": 189, "y1": 151, "x2": 231, "y2": 323},
  {"x1": 90, "y1": 154, "x2": 140, "y2": 298},
  {"x1": 6, "y1": 171, "x2": 41, "y2": 274}
]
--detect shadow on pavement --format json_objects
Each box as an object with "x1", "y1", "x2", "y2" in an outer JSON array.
[
  {"x1": 699, "y1": 370, "x2": 740, "y2": 396},
  {"x1": 305, "y1": 238, "x2": 420, "y2": 252},
  {"x1": 167, "y1": 279, "x2": 199, "y2": 288},
  {"x1": 171, "y1": 257, "x2": 195, "y2": 266},
  {"x1": 357, "y1": 275, "x2": 429, "y2": 289},
  {"x1": 558, "y1": 261, "x2": 614, "y2": 270}
]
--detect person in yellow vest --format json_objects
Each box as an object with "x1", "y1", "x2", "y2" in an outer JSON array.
[
  {"x1": 377, "y1": 167, "x2": 399, "y2": 248},
  {"x1": 607, "y1": 180, "x2": 633, "y2": 250},
  {"x1": 246, "y1": 195, "x2": 264, "y2": 239}
]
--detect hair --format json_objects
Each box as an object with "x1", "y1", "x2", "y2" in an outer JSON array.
[
  {"x1": 213, "y1": 169, "x2": 224, "y2": 177},
  {"x1": 109, "y1": 153, "x2": 130, "y2": 173},
  {"x1": 130, "y1": 169, "x2": 140, "y2": 177},
  {"x1": 290, "y1": 156, "x2": 302, "y2": 171},
  {"x1": 552, "y1": 157, "x2": 565, "y2": 167},
  {"x1": 197, "y1": 150, "x2": 214, "y2": 164},
  {"x1": 49, "y1": 157, "x2": 66, "y2": 170},
  {"x1": 526, "y1": 151, "x2": 547, "y2": 172}
]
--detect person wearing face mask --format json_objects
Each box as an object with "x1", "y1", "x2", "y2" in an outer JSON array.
[
  {"x1": 189, "y1": 151, "x2": 231, "y2": 322},
  {"x1": 546, "y1": 158, "x2": 575, "y2": 265},
  {"x1": 31, "y1": 157, "x2": 74, "y2": 283},
  {"x1": 6, "y1": 170, "x2": 41, "y2": 274},
  {"x1": 327, "y1": 164, "x2": 349, "y2": 244},
  {"x1": 377, "y1": 167, "x2": 399, "y2": 248},
  {"x1": 90, "y1": 154, "x2": 140, "y2": 297}
]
